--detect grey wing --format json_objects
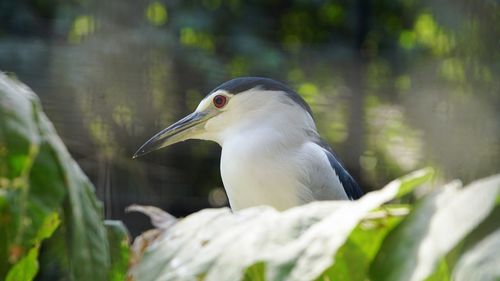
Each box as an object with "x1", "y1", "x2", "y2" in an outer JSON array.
[
  {"x1": 322, "y1": 149, "x2": 363, "y2": 200},
  {"x1": 296, "y1": 141, "x2": 363, "y2": 202}
]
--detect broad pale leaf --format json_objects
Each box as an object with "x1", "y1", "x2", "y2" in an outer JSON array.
[
  {"x1": 370, "y1": 174, "x2": 500, "y2": 281},
  {"x1": 130, "y1": 168, "x2": 431, "y2": 281}
]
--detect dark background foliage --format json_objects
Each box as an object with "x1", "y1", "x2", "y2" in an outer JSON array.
[{"x1": 0, "y1": 0, "x2": 498, "y2": 236}]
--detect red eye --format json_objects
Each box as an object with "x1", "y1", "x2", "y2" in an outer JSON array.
[{"x1": 213, "y1": 95, "x2": 227, "y2": 108}]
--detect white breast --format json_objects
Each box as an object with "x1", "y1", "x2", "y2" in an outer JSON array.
[{"x1": 220, "y1": 127, "x2": 304, "y2": 211}]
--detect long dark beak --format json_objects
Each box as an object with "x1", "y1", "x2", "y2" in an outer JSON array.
[{"x1": 133, "y1": 111, "x2": 208, "y2": 158}]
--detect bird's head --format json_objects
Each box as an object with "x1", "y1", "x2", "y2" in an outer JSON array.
[{"x1": 133, "y1": 77, "x2": 314, "y2": 158}]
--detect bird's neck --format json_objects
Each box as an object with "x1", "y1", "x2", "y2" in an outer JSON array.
[{"x1": 218, "y1": 106, "x2": 317, "y2": 148}]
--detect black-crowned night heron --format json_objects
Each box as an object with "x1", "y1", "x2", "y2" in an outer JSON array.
[{"x1": 134, "y1": 77, "x2": 363, "y2": 211}]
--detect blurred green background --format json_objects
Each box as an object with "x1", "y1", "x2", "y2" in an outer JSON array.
[{"x1": 0, "y1": 0, "x2": 498, "y2": 236}]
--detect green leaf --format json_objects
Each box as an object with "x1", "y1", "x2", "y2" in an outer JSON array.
[
  {"x1": 105, "y1": 220, "x2": 130, "y2": 281},
  {"x1": 5, "y1": 245, "x2": 39, "y2": 281},
  {"x1": 35, "y1": 212, "x2": 60, "y2": 242},
  {"x1": 0, "y1": 73, "x2": 116, "y2": 281},
  {"x1": 0, "y1": 75, "x2": 40, "y2": 179},
  {"x1": 0, "y1": 74, "x2": 42, "y2": 278},
  {"x1": 35, "y1": 107, "x2": 111, "y2": 280},
  {"x1": 394, "y1": 167, "x2": 435, "y2": 198},
  {"x1": 5, "y1": 212, "x2": 59, "y2": 281},
  {"x1": 318, "y1": 206, "x2": 408, "y2": 281},
  {"x1": 370, "y1": 174, "x2": 500, "y2": 281},
  {"x1": 243, "y1": 262, "x2": 266, "y2": 281}
]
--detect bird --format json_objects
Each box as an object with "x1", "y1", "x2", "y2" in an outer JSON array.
[{"x1": 134, "y1": 77, "x2": 363, "y2": 211}]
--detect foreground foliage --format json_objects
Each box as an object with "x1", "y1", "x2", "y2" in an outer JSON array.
[
  {"x1": 129, "y1": 169, "x2": 500, "y2": 281},
  {"x1": 0, "y1": 73, "x2": 129, "y2": 281}
]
